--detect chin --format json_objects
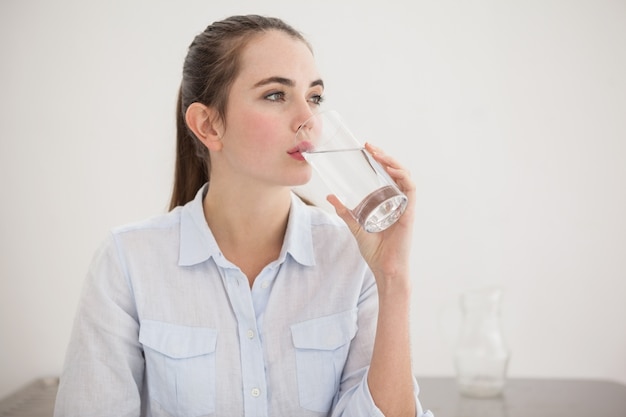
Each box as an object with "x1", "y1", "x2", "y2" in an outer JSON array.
[{"x1": 288, "y1": 166, "x2": 313, "y2": 186}]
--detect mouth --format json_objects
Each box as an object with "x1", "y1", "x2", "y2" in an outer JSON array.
[{"x1": 287, "y1": 141, "x2": 314, "y2": 161}]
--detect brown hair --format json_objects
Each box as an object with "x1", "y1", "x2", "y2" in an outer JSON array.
[{"x1": 169, "y1": 15, "x2": 311, "y2": 210}]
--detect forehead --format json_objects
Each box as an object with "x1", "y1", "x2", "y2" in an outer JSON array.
[{"x1": 236, "y1": 30, "x2": 319, "y2": 85}]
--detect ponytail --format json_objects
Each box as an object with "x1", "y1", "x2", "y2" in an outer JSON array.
[{"x1": 169, "y1": 86, "x2": 209, "y2": 210}]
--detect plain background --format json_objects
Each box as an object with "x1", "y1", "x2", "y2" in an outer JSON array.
[{"x1": 1, "y1": 0, "x2": 625, "y2": 399}]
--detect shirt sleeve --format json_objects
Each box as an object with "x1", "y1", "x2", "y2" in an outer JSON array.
[
  {"x1": 53, "y1": 234, "x2": 144, "y2": 417},
  {"x1": 329, "y1": 272, "x2": 434, "y2": 417},
  {"x1": 334, "y1": 369, "x2": 434, "y2": 417}
]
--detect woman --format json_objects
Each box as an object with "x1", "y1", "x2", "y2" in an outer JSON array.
[{"x1": 54, "y1": 15, "x2": 432, "y2": 417}]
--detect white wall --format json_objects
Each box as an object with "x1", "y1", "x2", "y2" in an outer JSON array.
[{"x1": 1, "y1": 0, "x2": 625, "y2": 399}]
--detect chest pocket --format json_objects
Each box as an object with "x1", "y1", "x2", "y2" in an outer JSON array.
[
  {"x1": 290, "y1": 309, "x2": 358, "y2": 413},
  {"x1": 139, "y1": 320, "x2": 217, "y2": 417}
]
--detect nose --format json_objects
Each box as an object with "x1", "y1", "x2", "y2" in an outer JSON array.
[{"x1": 292, "y1": 101, "x2": 316, "y2": 134}]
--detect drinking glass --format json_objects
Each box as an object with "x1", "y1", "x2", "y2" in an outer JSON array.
[{"x1": 295, "y1": 109, "x2": 407, "y2": 233}]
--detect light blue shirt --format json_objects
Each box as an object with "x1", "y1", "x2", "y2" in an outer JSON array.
[{"x1": 54, "y1": 184, "x2": 432, "y2": 417}]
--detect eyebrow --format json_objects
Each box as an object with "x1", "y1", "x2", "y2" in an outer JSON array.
[{"x1": 253, "y1": 76, "x2": 324, "y2": 89}]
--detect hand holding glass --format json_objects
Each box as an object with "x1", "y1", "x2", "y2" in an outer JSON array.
[{"x1": 295, "y1": 110, "x2": 408, "y2": 233}]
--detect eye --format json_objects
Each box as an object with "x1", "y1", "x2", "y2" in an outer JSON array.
[
  {"x1": 265, "y1": 91, "x2": 285, "y2": 102},
  {"x1": 308, "y1": 94, "x2": 325, "y2": 105}
]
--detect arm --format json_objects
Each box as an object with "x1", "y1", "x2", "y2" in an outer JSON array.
[
  {"x1": 328, "y1": 142, "x2": 418, "y2": 417},
  {"x1": 54, "y1": 234, "x2": 144, "y2": 417}
]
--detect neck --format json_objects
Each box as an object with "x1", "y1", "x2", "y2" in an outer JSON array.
[
  {"x1": 202, "y1": 182, "x2": 292, "y2": 283},
  {"x1": 204, "y1": 182, "x2": 291, "y2": 235}
]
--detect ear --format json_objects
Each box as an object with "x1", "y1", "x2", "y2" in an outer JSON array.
[{"x1": 185, "y1": 102, "x2": 224, "y2": 151}]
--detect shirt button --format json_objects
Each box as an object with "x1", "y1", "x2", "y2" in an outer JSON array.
[
  {"x1": 251, "y1": 388, "x2": 261, "y2": 397},
  {"x1": 261, "y1": 281, "x2": 270, "y2": 289},
  {"x1": 246, "y1": 329, "x2": 255, "y2": 339}
]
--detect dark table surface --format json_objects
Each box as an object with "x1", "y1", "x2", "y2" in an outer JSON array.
[{"x1": 417, "y1": 376, "x2": 626, "y2": 417}]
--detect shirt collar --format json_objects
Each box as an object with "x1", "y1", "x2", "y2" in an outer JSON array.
[
  {"x1": 281, "y1": 193, "x2": 315, "y2": 267},
  {"x1": 178, "y1": 184, "x2": 315, "y2": 267},
  {"x1": 178, "y1": 184, "x2": 219, "y2": 266}
]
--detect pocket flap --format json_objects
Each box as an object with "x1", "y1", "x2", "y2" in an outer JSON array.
[
  {"x1": 139, "y1": 320, "x2": 217, "y2": 359},
  {"x1": 291, "y1": 309, "x2": 358, "y2": 351}
]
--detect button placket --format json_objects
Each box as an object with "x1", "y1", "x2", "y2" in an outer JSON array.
[{"x1": 220, "y1": 264, "x2": 271, "y2": 415}]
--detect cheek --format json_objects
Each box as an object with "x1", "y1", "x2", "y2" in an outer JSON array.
[
  {"x1": 223, "y1": 111, "x2": 284, "y2": 169},
  {"x1": 242, "y1": 112, "x2": 283, "y2": 144}
]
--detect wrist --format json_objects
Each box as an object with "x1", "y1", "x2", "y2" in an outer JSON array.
[{"x1": 375, "y1": 276, "x2": 412, "y2": 301}]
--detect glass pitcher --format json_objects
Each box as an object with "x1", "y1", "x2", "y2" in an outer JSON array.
[{"x1": 454, "y1": 286, "x2": 510, "y2": 397}]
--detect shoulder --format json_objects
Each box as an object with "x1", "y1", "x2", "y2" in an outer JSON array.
[
  {"x1": 100, "y1": 208, "x2": 184, "y2": 257},
  {"x1": 306, "y1": 204, "x2": 345, "y2": 229},
  {"x1": 86, "y1": 208, "x2": 185, "y2": 275},
  {"x1": 112, "y1": 207, "x2": 183, "y2": 235},
  {"x1": 295, "y1": 198, "x2": 362, "y2": 255},
  {"x1": 293, "y1": 196, "x2": 351, "y2": 238}
]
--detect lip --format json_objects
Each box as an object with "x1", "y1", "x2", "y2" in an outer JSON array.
[{"x1": 287, "y1": 141, "x2": 314, "y2": 161}]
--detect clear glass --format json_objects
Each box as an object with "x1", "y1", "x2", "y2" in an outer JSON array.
[
  {"x1": 454, "y1": 287, "x2": 510, "y2": 398},
  {"x1": 295, "y1": 110, "x2": 407, "y2": 232}
]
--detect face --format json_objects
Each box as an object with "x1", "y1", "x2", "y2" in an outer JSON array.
[{"x1": 210, "y1": 30, "x2": 324, "y2": 189}]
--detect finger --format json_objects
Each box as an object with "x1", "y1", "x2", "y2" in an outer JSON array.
[
  {"x1": 365, "y1": 143, "x2": 415, "y2": 194},
  {"x1": 327, "y1": 194, "x2": 362, "y2": 234},
  {"x1": 365, "y1": 142, "x2": 405, "y2": 171}
]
